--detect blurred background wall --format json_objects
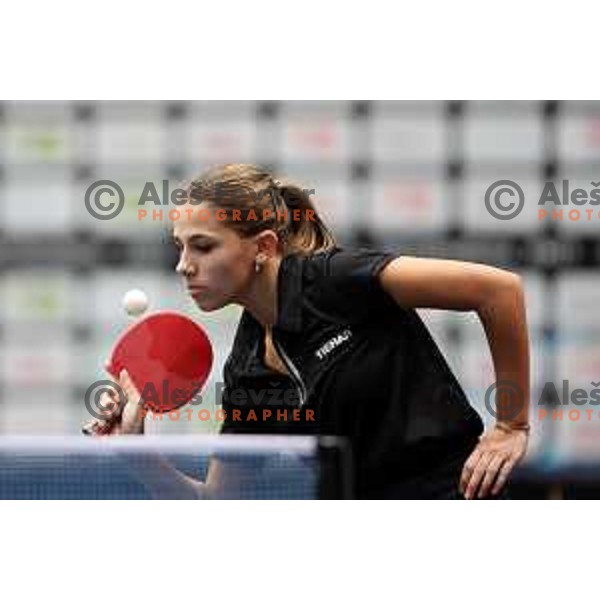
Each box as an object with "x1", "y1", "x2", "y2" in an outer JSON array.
[{"x1": 0, "y1": 100, "x2": 598, "y2": 462}]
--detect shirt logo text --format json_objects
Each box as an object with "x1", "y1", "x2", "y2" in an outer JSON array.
[{"x1": 315, "y1": 328, "x2": 353, "y2": 360}]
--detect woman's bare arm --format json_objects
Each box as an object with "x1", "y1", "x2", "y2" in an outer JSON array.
[
  {"x1": 122, "y1": 454, "x2": 226, "y2": 499},
  {"x1": 379, "y1": 256, "x2": 530, "y2": 498},
  {"x1": 379, "y1": 256, "x2": 530, "y2": 426}
]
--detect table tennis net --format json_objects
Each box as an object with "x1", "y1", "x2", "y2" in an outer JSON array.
[{"x1": 0, "y1": 435, "x2": 351, "y2": 500}]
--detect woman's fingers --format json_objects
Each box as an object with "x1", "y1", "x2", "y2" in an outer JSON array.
[
  {"x1": 83, "y1": 368, "x2": 147, "y2": 436},
  {"x1": 118, "y1": 369, "x2": 148, "y2": 433},
  {"x1": 81, "y1": 417, "x2": 115, "y2": 436},
  {"x1": 491, "y1": 459, "x2": 516, "y2": 496},
  {"x1": 81, "y1": 420, "x2": 97, "y2": 435},
  {"x1": 459, "y1": 428, "x2": 527, "y2": 498},
  {"x1": 477, "y1": 454, "x2": 507, "y2": 498},
  {"x1": 119, "y1": 369, "x2": 141, "y2": 404},
  {"x1": 99, "y1": 389, "x2": 117, "y2": 411},
  {"x1": 459, "y1": 448, "x2": 481, "y2": 496},
  {"x1": 464, "y1": 452, "x2": 493, "y2": 499},
  {"x1": 82, "y1": 390, "x2": 122, "y2": 436},
  {"x1": 100, "y1": 389, "x2": 125, "y2": 422}
]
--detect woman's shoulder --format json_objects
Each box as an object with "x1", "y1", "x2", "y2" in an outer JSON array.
[
  {"x1": 299, "y1": 245, "x2": 402, "y2": 321},
  {"x1": 302, "y1": 245, "x2": 398, "y2": 279}
]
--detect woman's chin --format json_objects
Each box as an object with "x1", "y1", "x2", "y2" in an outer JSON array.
[{"x1": 193, "y1": 295, "x2": 225, "y2": 312}]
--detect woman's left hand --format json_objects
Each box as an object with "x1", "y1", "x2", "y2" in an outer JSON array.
[{"x1": 459, "y1": 425, "x2": 529, "y2": 499}]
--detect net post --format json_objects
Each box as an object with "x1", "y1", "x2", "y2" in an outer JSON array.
[{"x1": 317, "y1": 436, "x2": 354, "y2": 499}]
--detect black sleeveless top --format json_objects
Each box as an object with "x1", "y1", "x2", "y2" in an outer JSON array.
[{"x1": 219, "y1": 246, "x2": 484, "y2": 496}]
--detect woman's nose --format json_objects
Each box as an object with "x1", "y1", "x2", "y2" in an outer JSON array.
[{"x1": 175, "y1": 251, "x2": 196, "y2": 276}]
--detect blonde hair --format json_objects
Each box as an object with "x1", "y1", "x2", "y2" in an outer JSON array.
[{"x1": 185, "y1": 163, "x2": 337, "y2": 256}]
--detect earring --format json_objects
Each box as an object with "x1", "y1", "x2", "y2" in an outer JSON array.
[{"x1": 255, "y1": 256, "x2": 263, "y2": 273}]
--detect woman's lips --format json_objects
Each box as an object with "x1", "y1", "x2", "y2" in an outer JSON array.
[{"x1": 187, "y1": 286, "x2": 208, "y2": 298}]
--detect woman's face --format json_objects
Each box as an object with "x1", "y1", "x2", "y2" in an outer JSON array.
[{"x1": 172, "y1": 203, "x2": 258, "y2": 311}]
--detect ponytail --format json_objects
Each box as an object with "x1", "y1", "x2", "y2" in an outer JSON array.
[{"x1": 273, "y1": 180, "x2": 337, "y2": 257}]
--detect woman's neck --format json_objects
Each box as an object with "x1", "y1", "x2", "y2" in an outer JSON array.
[{"x1": 237, "y1": 256, "x2": 282, "y2": 330}]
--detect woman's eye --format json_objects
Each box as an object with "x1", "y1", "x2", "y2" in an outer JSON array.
[{"x1": 193, "y1": 245, "x2": 213, "y2": 253}]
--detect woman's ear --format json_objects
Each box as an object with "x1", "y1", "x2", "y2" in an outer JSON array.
[{"x1": 255, "y1": 229, "x2": 281, "y2": 259}]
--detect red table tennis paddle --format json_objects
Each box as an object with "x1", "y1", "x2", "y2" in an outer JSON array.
[{"x1": 106, "y1": 311, "x2": 213, "y2": 414}]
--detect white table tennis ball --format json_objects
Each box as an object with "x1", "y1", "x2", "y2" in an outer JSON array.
[{"x1": 122, "y1": 289, "x2": 149, "y2": 317}]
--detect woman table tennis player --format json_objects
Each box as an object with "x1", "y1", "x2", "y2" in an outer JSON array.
[{"x1": 86, "y1": 163, "x2": 531, "y2": 500}]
